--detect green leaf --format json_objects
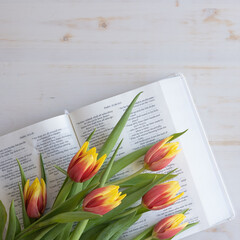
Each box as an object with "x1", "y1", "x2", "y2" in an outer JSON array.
[
  {"x1": 110, "y1": 214, "x2": 142, "y2": 240},
  {"x1": 99, "y1": 139, "x2": 123, "y2": 188},
  {"x1": 21, "y1": 224, "x2": 57, "y2": 240},
  {"x1": 55, "y1": 223, "x2": 72, "y2": 240},
  {"x1": 18, "y1": 183, "x2": 31, "y2": 228},
  {"x1": 36, "y1": 211, "x2": 101, "y2": 228},
  {"x1": 40, "y1": 153, "x2": 47, "y2": 185},
  {"x1": 54, "y1": 165, "x2": 67, "y2": 175},
  {"x1": 131, "y1": 226, "x2": 154, "y2": 240},
  {"x1": 96, "y1": 212, "x2": 139, "y2": 240},
  {"x1": 69, "y1": 219, "x2": 89, "y2": 240},
  {"x1": 40, "y1": 224, "x2": 66, "y2": 240},
  {"x1": 81, "y1": 224, "x2": 109, "y2": 240},
  {"x1": 15, "y1": 214, "x2": 21, "y2": 235},
  {"x1": 16, "y1": 183, "x2": 98, "y2": 240},
  {"x1": 68, "y1": 182, "x2": 83, "y2": 198},
  {"x1": 98, "y1": 92, "x2": 142, "y2": 158},
  {"x1": 118, "y1": 173, "x2": 177, "y2": 188},
  {"x1": 16, "y1": 158, "x2": 27, "y2": 189},
  {"x1": 52, "y1": 178, "x2": 73, "y2": 209},
  {"x1": 108, "y1": 145, "x2": 152, "y2": 180},
  {"x1": 168, "y1": 129, "x2": 188, "y2": 142},
  {"x1": 86, "y1": 128, "x2": 96, "y2": 142},
  {"x1": 89, "y1": 144, "x2": 153, "y2": 188},
  {"x1": 86, "y1": 170, "x2": 176, "y2": 231},
  {"x1": 5, "y1": 200, "x2": 16, "y2": 240},
  {"x1": 84, "y1": 93, "x2": 142, "y2": 190},
  {"x1": 0, "y1": 200, "x2": 7, "y2": 240}
]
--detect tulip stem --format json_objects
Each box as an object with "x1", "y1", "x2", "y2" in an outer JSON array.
[
  {"x1": 108, "y1": 167, "x2": 145, "y2": 186},
  {"x1": 70, "y1": 219, "x2": 89, "y2": 240}
]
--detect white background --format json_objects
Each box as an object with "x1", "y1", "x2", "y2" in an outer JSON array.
[{"x1": 0, "y1": 1, "x2": 239, "y2": 239}]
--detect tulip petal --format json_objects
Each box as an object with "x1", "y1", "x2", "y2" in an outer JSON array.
[
  {"x1": 81, "y1": 154, "x2": 106, "y2": 182},
  {"x1": 68, "y1": 155, "x2": 95, "y2": 182},
  {"x1": 154, "y1": 214, "x2": 188, "y2": 240},
  {"x1": 152, "y1": 192, "x2": 184, "y2": 210},
  {"x1": 144, "y1": 136, "x2": 173, "y2": 164},
  {"x1": 23, "y1": 179, "x2": 30, "y2": 203},
  {"x1": 68, "y1": 142, "x2": 89, "y2": 170},
  {"x1": 83, "y1": 185, "x2": 125, "y2": 215},
  {"x1": 142, "y1": 181, "x2": 183, "y2": 210},
  {"x1": 26, "y1": 187, "x2": 41, "y2": 218}
]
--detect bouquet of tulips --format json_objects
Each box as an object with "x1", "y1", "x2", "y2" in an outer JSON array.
[{"x1": 0, "y1": 93, "x2": 198, "y2": 240}]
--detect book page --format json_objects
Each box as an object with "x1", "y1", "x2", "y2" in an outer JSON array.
[
  {"x1": 0, "y1": 115, "x2": 79, "y2": 224},
  {"x1": 70, "y1": 81, "x2": 208, "y2": 239},
  {"x1": 160, "y1": 74, "x2": 235, "y2": 229}
]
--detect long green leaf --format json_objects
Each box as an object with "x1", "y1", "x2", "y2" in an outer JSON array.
[
  {"x1": 15, "y1": 214, "x2": 21, "y2": 235},
  {"x1": 21, "y1": 224, "x2": 57, "y2": 240},
  {"x1": 81, "y1": 224, "x2": 109, "y2": 240},
  {"x1": 55, "y1": 223, "x2": 72, "y2": 240},
  {"x1": 86, "y1": 170, "x2": 176, "y2": 231},
  {"x1": 83, "y1": 92, "x2": 142, "y2": 190},
  {"x1": 96, "y1": 212, "x2": 137, "y2": 240},
  {"x1": 52, "y1": 178, "x2": 73, "y2": 209},
  {"x1": 99, "y1": 139, "x2": 123, "y2": 187},
  {"x1": 110, "y1": 214, "x2": 142, "y2": 240},
  {"x1": 68, "y1": 182, "x2": 83, "y2": 198},
  {"x1": 36, "y1": 211, "x2": 101, "y2": 228},
  {"x1": 16, "y1": 183, "x2": 98, "y2": 239},
  {"x1": 40, "y1": 224, "x2": 66, "y2": 240},
  {"x1": 118, "y1": 173, "x2": 177, "y2": 188},
  {"x1": 5, "y1": 200, "x2": 16, "y2": 240},
  {"x1": 0, "y1": 200, "x2": 7, "y2": 240},
  {"x1": 40, "y1": 153, "x2": 47, "y2": 185},
  {"x1": 131, "y1": 226, "x2": 154, "y2": 240},
  {"x1": 108, "y1": 145, "x2": 152, "y2": 180},
  {"x1": 16, "y1": 158, "x2": 27, "y2": 189},
  {"x1": 96, "y1": 212, "x2": 141, "y2": 240},
  {"x1": 89, "y1": 144, "x2": 153, "y2": 188},
  {"x1": 98, "y1": 92, "x2": 142, "y2": 158},
  {"x1": 18, "y1": 183, "x2": 31, "y2": 228},
  {"x1": 168, "y1": 129, "x2": 188, "y2": 142},
  {"x1": 54, "y1": 165, "x2": 67, "y2": 175},
  {"x1": 86, "y1": 128, "x2": 96, "y2": 142}
]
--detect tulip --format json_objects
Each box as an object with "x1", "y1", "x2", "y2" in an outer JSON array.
[
  {"x1": 142, "y1": 181, "x2": 184, "y2": 210},
  {"x1": 144, "y1": 136, "x2": 181, "y2": 171},
  {"x1": 83, "y1": 185, "x2": 126, "y2": 215},
  {"x1": 67, "y1": 141, "x2": 107, "y2": 182},
  {"x1": 152, "y1": 214, "x2": 188, "y2": 239},
  {"x1": 23, "y1": 177, "x2": 47, "y2": 218}
]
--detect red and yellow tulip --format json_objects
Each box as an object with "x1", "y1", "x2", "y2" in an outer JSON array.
[
  {"x1": 83, "y1": 185, "x2": 126, "y2": 215},
  {"x1": 144, "y1": 136, "x2": 181, "y2": 171},
  {"x1": 153, "y1": 214, "x2": 188, "y2": 239},
  {"x1": 67, "y1": 141, "x2": 107, "y2": 182},
  {"x1": 23, "y1": 178, "x2": 47, "y2": 218},
  {"x1": 142, "y1": 181, "x2": 184, "y2": 210}
]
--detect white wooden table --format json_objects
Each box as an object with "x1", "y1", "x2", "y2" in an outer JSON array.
[{"x1": 0, "y1": 1, "x2": 239, "y2": 239}]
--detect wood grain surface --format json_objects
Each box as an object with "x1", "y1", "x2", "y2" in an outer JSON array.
[{"x1": 0, "y1": 1, "x2": 239, "y2": 239}]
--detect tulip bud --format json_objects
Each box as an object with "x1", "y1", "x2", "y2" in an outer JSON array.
[
  {"x1": 142, "y1": 181, "x2": 184, "y2": 210},
  {"x1": 23, "y1": 177, "x2": 47, "y2": 218},
  {"x1": 67, "y1": 141, "x2": 107, "y2": 182},
  {"x1": 153, "y1": 214, "x2": 188, "y2": 239},
  {"x1": 83, "y1": 185, "x2": 126, "y2": 215},
  {"x1": 144, "y1": 136, "x2": 181, "y2": 171}
]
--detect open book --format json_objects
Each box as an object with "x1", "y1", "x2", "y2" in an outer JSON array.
[{"x1": 0, "y1": 74, "x2": 234, "y2": 239}]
